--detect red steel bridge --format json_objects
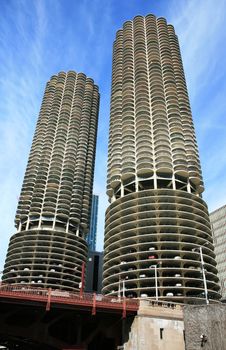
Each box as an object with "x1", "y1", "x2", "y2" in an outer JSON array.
[{"x1": 0, "y1": 284, "x2": 139, "y2": 350}]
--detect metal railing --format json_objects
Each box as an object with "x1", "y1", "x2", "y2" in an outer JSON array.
[{"x1": 0, "y1": 283, "x2": 139, "y2": 316}]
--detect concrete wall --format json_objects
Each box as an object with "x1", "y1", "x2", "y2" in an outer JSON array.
[
  {"x1": 184, "y1": 304, "x2": 226, "y2": 350},
  {"x1": 123, "y1": 300, "x2": 185, "y2": 350}
]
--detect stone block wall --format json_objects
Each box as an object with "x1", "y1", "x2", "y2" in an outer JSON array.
[{"x1": 184, "y1": 304, "x2": 226, "y2": 350}]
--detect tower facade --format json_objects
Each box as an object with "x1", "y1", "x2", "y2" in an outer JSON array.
[
  {"x1": 3, "y1": 71, "x2": 99, "y2": 291},
  {"x1": 87, "y1": 194, "x2": 99, "y2": 251},
  {"x1": 210, "y1": 205, "x2": 226, "y2": 298},
  {"x1": 103, "y1": 15, "x2": 220, "y2": 302}
]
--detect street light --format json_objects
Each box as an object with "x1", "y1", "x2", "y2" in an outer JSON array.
[
  {"x1": 118, "y1": 278, "x2": 126, "y2": 300},
  {"x1": 151, "y1": 262, "x2": 162, "y2": 302},
  {"x1": 192, "y1": 246, "x2": 209, "y2": 305},
  {"x1": 122, "y1": 279, "x2": 125, "y2": 298},
  {"x1": 118, "y1": 277, "x2": 121, "y2": 300},
  {"x1": 79, "y1": 262, "x2": 85, "y2": 298},
  {"x1": 154, "y1": 265, "x2": 158, "y2": 301}
]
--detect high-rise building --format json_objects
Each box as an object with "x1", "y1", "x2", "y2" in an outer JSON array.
[
  {"x1": 103, "y1": 14, "x2": 220, "y2": 302},
  {"x1": 87, "y1": 194, "x2": 99, "y2": 251},
  {"x1": 2, "y1": 71, "x2": 99, "y2": 291},
  {"x1": 210, "y1": 205, "x2": 226, "y2": 298}
]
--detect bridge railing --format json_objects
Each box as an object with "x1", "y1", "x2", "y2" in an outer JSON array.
[
  {"x1": 0, "y1": 283, "x2": 138, "y2": 310},
  {"x1": 0, "y1": 283, "x2": 49, "y2": 297}
]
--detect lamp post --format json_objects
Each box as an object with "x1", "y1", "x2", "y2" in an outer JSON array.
[
  {"x1": 199, "y1": 246, "x2": 209, "y2": 305},
  {"x1": 151, "y1": 262, "x2": 161, "y2": 302},
  {"x1": 154, "y1": 265, "x2": 158, "y2": 302},
  {"x1": 118, "y1": 278, "x2": 125, "y2": 300},
  {"x1": 192, "y1": 246, "x2": 209, "y2": 305},
  {"x1": 118, "y1": 277, "x2": 121, "y2": 300},
  {"x1": 122, "y1": 279, "x2": 125, "y2": 298},
  {"x1": 79, "y1": 262, "x2": 85, "y2": 298}
]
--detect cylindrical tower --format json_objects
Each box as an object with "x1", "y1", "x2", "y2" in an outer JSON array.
[
  {"x1": 103, "y1": 15, "x2": 220, "y2": 303},
  {"x1": 3, "y1": 71, "x2": 99, "y2": 291}
]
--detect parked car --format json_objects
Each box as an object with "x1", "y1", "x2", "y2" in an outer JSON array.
[
  {"x1": 140, "y1": 293, "x2": 148, "y2": 298},
  {"x1": 127, "y1": 293, "x2": 136, "y2": 298},
  {"x1": 174, "y1": 256, "x2": 181, "y2": 260},
  {"x1": 166, "y1": 292, "x2": 174, "y2": 296},
  {"x1": 148, "y1": 255, "x2": 157, "y2": 259},
  {"x1": 128, "y1": 267, "x2": 136, "y2": 271},
  {"x1": 149, "y1": 265, "x2": 157, "y2": 269}
]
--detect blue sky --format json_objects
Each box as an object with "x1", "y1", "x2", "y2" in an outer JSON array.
[{"x1": 0, "y1": 0, "x2": 226, "y2": 271}]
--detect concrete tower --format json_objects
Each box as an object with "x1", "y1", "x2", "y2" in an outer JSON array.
[
  {"x1": 3, "y1": 71, "x2": 99, "y2": 291},
  {"x1": 103, "y1": 15, "x2": 220, "y2": 302}
]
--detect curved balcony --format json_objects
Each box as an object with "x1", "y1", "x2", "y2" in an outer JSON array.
[
  {"x1": 2, "y1": 229, "x2": 88, "y2": 291},
  {"x1": 103, "y1": 189, "x2": 220, "y2": 302}
]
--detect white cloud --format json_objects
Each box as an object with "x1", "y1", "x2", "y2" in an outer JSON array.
[
  {"x1": 0, "y1": 2, "x2": 48, "y2": 269},
  {"x1": 167, "y1": 0, "x2": 226, "y2": 213},
  {"x1": 169, "y1": 0, "x2": 226, "y2": 101}
]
